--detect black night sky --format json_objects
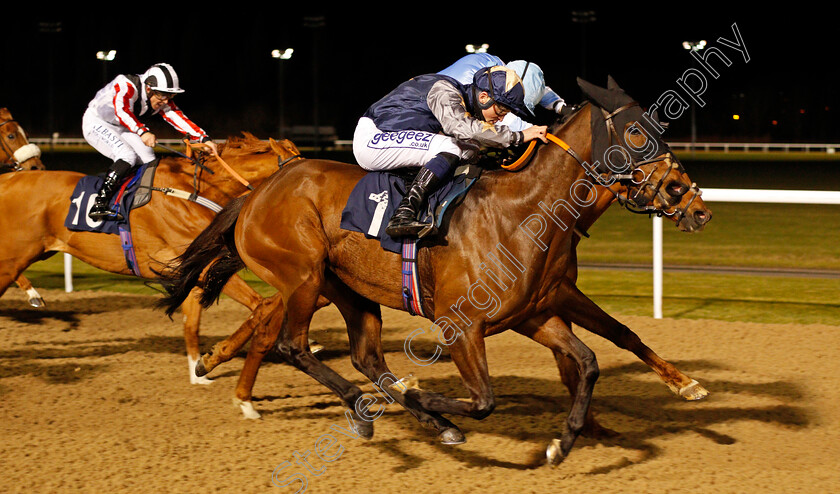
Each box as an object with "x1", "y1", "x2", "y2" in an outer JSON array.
[{"x1": 4, "y1": 7, "x2": 834, "y2": 145}]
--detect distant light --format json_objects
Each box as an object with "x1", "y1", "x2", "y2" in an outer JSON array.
[
  {"x1": 465, "y1": 43, "x2": 489, "y2": 53},
  {"x1": 771, "y1": 120, "x2": 778, "y2": 126},
  {"x1": 682, "y1": 40, "x2": 706, "y2": 51},
  {"x1": 96, "y1": 50, "x2": 117, "y2": 61},
  {"x1": 800, "y1": 109, "x2": 806, "y2": 114},
  {"x1": 732, "y1": 114, "x2": 740, "y2": 120},
  {"x1": 271, "y1": 48, "x2": 294, "y2": 60}
]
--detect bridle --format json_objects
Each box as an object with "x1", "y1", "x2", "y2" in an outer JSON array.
[
  {"x1": 596, "y1": 101, "x2": 702, "y2": 221},
  {"x1": 0, "y1": 117, "x2": 41, "y2": 171},
  {"x1": 503, "y1": 101, "x2": 702, "y2": 223}
]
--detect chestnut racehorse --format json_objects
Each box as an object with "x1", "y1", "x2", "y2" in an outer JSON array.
[
  {"x1": 1, "y1": 107, "x2": 47, "y2": 307},
  {"x1": 159, "y1": 77, "x2": 712, "y2": 465},
  {"x1": 0, "y1": 108, "x2": 43, "y2": 172},
  {"x1": 0, "y1": 133, "x2": 302, "y2": 383}
]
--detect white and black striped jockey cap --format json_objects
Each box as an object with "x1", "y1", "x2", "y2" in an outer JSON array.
[{"x1": 142, "y1": 63, "x2": 185, "y2": 94}]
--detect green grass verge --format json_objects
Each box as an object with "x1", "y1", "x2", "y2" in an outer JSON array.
[
  {"x1": 576, "y1": 269, "x2": 840, "y2": 326},
  {"x1": 18, "y1": 251, "x2": 840, "y2": 326},
  {"x1": 578, "y1": 202, "x2": 840, "y2": 270}
]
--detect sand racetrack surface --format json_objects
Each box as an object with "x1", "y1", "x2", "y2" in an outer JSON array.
[{"x1": 1, "y1": 288, "x2": 838, "y2": 493}]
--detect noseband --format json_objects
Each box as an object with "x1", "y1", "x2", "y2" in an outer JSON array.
[{"x1": 0, "y1": 118, "x2": 41, "y2": 171}]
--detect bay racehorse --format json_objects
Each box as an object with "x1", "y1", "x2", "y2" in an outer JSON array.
[
  {"x1": 1, "y1": 107, "x2": 47, "y2": 307},
  {"x1": 158, "y1": 77, "x2": 712, "y2": 465},
  {"x1": 0, "y1": 133, "x2": 302, "y2": 383}
]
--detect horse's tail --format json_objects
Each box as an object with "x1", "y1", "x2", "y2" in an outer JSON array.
[{"x1": 156, "y1": 195, "x2": 247, "y2": 317}]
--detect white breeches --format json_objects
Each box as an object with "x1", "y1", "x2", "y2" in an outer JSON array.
[
  {"x1": 352, "y1": 117, "x2": 478, "y2": 171},
  {"x1": 82, "y1": 109, "x2": 155, "y2": 166}
]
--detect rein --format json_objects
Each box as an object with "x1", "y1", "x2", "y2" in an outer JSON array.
[{"x1": 151, "y1": 140, "x2": 305, "y2": 210}]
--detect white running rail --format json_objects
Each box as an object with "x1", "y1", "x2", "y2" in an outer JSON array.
[{"x1": 652, "y1": 188, "x2": 840, "y2": 318}]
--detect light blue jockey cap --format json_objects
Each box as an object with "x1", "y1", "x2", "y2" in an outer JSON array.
[{"x1": 506, "y1": 60, "x2": 546, "y2": 115}]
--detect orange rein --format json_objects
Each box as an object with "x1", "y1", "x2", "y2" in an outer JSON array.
[
  {"x1": 501, "y1": 133, "x2": 577, "y2": 171},
  {"x1": 184, "y1": 140, "x2": 254, "y2": 193}
]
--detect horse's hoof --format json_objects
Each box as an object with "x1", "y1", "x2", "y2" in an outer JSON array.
[
  {"x1": 545, "y1": 439, "x2": 567, "y2": 467},
  {"x1": 354, "y1": 417, "x2": 374, "y2": 440},
  {"x1": 26, "y1": 288, "x2": 45, "y2": 308},
  {"x1": 194, "y1": 358, "x2": 209, "y2": 377},
  {"x1": 233, "y1": 398, "x2": 261, "y2": 419},
  {"x1": 679, "y1": 379, "x2": 709, "y2": 401},
  {"x1": 309, "y1": 339, "x2": 325, "y2": 354},
  {"x1": 438, "y1": 427, "x2": 465, "y2": 445}
]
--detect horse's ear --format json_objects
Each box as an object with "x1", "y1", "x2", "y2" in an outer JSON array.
[
  {"x1": 577, "y1": 77, "x2": 610, "y2": 106},
  {"x1": 606, "y1": 75, "x2": 623, "y2": 92}
]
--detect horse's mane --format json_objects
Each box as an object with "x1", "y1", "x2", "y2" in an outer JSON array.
[{"x1": 217, "y1": 132, "x2": 273, "y2": 157}]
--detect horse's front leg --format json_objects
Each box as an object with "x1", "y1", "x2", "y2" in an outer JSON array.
[
  {"x1": 15, "y1": 275, "x2": 45, "y2": 308},
  {"x1": 513, "y1": 315, "x2": 600, "y2": 466},
  {"x1": 556, "y1": 277, "x2": 708, "y2": 400}
]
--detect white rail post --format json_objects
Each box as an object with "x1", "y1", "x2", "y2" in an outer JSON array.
[
  {"x1": 64, "y1": 253, "x2": 73, "y2": 293},
  {"x1": 652, "y1": 188, "x2": 840, "y2": 319},
  {"x1": 653, "y1": 215, "x2": 663, "y2": 319}
]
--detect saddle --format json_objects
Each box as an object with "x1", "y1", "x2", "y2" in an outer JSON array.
[
  {"x1": 63, "y1": 162, "x2": 159, "y2": 276},
  {"x1": 64, "y1": 162, "x2": 158, "y2": 234},
  {"x1": 339, "y1": 163, "x2": 481, "y2": 253}
]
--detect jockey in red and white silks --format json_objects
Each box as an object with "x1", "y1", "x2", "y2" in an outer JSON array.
[
  {"x1": 82, "y1": 63, "x2": 217, "y2": 221},
  {"x1": 82, "y1": 63, "x2": 211, "y2": 166}
]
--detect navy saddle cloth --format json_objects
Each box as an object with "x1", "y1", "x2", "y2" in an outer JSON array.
[
  {"x1": 340, "y1": 165, "x2": 479, "y2": 253},
  {"x1": 64, "y1": 164, "x2": 152, "y2": 234}
]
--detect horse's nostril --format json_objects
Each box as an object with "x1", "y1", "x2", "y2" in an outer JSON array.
[{"x1": 695, "y1": 210, "x2": 710, "y2": 223}]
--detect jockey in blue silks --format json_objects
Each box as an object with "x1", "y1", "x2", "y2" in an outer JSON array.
[{"x1": 353, "y1": 65, "x2": 548, "y2": 238}]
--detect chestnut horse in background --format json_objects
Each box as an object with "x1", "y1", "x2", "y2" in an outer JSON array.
[
  {"x1": 0, "y1": 133, "x2": 301, "y2": 383},
  {"x1": 158, "y1": 77, "x2": 712, "y2": 466},
  {"x1": 1, "y1": 107, "x2": 47, "y2": 307}
]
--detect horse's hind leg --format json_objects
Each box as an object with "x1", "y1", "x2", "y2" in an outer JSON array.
[
  {"x1": 15, "y1": 275, "x2": 45, "y2": 308},
  {"x1": 177, "y1": 275, "x2": 262, "y2": 385},
  {"x1": 514, "y1": 315, "x2": 600, "y2": 466},
  {"x1": 234, "y1": 274, "x2": 374, "y2": 438},
  {"x1": 180, "y1": 289, "x2": 213, "y2": 385},
  {"x1": 196, "y1": 293, "x2": 283, "y2": 380},
  {"x1": 556, "y1": 277, "x2": 708, "y2": 400},
  {"x1": 322, "y1": 272, "x2": 465, "y2": 444}
]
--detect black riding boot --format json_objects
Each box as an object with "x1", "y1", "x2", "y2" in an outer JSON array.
[
  {"x1": 385, "y1": 166, "x2": 442, "y2": 238},
  {"x1": 89, "y1": 160, "x2": 131, "y2": 221}
]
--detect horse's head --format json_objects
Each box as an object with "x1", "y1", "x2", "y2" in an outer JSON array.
[
  {"x1": 577, "y1": 77, "x2": 712, "y2": 232},
  {"x1": 0, "y1": 108, "x2": 44, "y2": 171},
  {"x1": 211, "y1": 132, "x2": 303, "y2": 189}
]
